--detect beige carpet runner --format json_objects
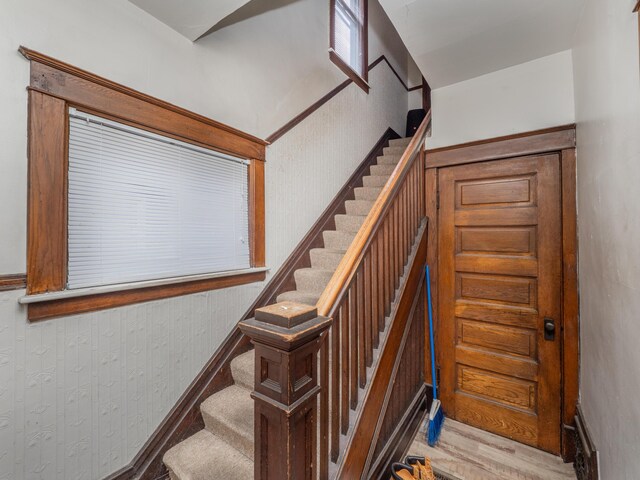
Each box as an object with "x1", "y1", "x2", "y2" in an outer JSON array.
[{"x1": 163, "y1": 136, "x2": 412, "y2": 479}]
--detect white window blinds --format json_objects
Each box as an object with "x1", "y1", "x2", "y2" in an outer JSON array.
[{"x1": 67, "y1": 109, "x2": 251, "y2": 290}]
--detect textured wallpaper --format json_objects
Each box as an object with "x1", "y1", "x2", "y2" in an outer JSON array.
[{"x1": 0, "y1": 62, "x2": 407, "y2": 479}]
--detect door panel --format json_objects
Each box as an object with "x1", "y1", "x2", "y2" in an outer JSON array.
[{"x1": 438, "y1": 155, "x2": 562, "y2": 454}]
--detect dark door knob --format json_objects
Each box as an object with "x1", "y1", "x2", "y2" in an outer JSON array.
[{"x1": 544, "y1": 318, "x2": 555, "y2": 340}]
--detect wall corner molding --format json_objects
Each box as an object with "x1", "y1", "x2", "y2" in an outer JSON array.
[{"x1": 574, "y1": 405, "x2": 600, "y2": 480}]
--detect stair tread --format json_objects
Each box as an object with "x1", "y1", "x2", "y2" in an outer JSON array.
[
  {"x1": 310, "y1": 247, "x2": 347, "y2": 254},
  {"x1": 163, "y1": 429, "x2": 252, "y2": 480},
  {"x1": 276, "y1": 290, "x2": 320, "y2": 305},
  {"x1": 201, "y1": 385, "x2": 254, "y2": 459}
]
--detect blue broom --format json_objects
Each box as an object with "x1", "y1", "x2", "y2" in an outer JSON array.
[{"x1": 425, "y1": 265, "x2": 444, "y2": 446}]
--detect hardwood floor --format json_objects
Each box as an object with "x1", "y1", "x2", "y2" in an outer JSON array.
[{"x1": 407, "y1": 418, "x2": 576, "y2": 480}]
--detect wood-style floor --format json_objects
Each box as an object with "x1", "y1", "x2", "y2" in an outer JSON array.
[{"x1": 407, "y1": 418, "x2": 577, "y2": 480}]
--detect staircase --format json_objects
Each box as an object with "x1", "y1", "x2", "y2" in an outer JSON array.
[{"x1": 163, "y1": 136, "x2": 413, "y2": 479}]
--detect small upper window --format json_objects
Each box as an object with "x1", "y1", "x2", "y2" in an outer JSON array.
[{"x1": 330, "y1": 0, "x2": 369, "y2": 92}]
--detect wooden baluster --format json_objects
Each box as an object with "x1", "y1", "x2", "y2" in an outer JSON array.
[
  {"x1": 395, "y1": 200, "x2": 401, "y2": 289},
  {"x1": 331, "y1": 306, "x2": 340, "y2": 462},
  {"x1": 370, "y1": 239, "x2": 379, "y2": 348},
  {"x1": 391, "y1": 202, "x2": 398, "y2": 291},
  {"x1": 349, "y1": 285, "x2": 358, "y2": 409},
  {"x1": 383, "y1": 216, "x2": 391, "y2": 316},
  {"x1": 413, "y1": 161, "x2": 418, "y2": 226},
  {"x1": 341, "y1": 298, "x2": 350, "y2": 433},
  {"x1": 377, "y1": 230, "x2": 386, "y2": 333},
  {"x1": 420, "y1": 149, "x2": 425, "y2": 218},
  {"x1": 364, "y1": 253, "x2": 373, "y2": 366},
  {"x1": 416, "y1": 160, "x2": 421, "y2": 225},
  {"x1": 408, "y1": 173, "x2": 412, "y2": 248},
  {"x1": 356, "y1": 267, "x2": 366, "y2": 388},
  {"x1": 320, "y1": 331, "x2": 329, "y2": 479},
  {"x1": 402, "y1": 182, "x2": 408, "y2": 265},
  {"x1": 238, "y1": 302, "x2": 331, "y2": 480},
  {"x1": 411, "y1": 165, "x2": 417, "y2": 238}
]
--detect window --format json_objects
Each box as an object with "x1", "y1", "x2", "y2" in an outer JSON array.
[
  {"x1": 20, "y1": 47, "x2": 266, "y2": 321},
  {"x1": 330, "y1": 0, "x2": 368, "y2": 92},
  {"x1": 67, "y1": 109, "x2": 250, "y2": 289}
]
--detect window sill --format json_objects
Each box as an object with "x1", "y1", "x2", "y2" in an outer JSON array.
[
  {"x1": 329, "y1": 49, "x2": 370, "y2": 93},
  {"x1": 22, "y1": 267, "x2": 269, "y2": 321}
]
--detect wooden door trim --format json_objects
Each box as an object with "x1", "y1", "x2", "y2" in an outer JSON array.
[
  {"x1": 560, "y1": 148, "x2": 579, "y2": 462},
  {"x1": 425, "y1": 125, "x2": 579, "y2": 460},
  {"x1": 425, "y1": 124, "x2": 576, "y2": 169}
]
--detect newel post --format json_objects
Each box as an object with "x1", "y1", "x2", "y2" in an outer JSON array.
[{"x1": 239, "y1": 301, "x2": 331, "y2": 480}]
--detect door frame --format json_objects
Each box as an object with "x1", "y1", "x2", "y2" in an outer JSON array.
[{"x1": 424, "y1": 124, "x2": 579, "y2": 462}]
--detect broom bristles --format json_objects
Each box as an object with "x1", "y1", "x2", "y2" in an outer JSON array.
[{"x1": 426, "y1": 400, "x2": 444, "y2": 447}]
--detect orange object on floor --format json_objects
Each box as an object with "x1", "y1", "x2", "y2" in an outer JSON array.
[{"x1": 391, "y1": 456, "x2": 435, "y2": 480}]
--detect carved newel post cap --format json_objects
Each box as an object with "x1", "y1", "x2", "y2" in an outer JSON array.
[
  {"x1": 255, "y1": 301, "x2": 318, "y2": 328},
  {"x1": 239, "y1": 301, "x2": 331, "y2": 351}
]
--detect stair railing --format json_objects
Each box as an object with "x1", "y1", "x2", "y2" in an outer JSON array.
[{"x1": 315, "y1": 111, "x2": 432, "y2": 478}]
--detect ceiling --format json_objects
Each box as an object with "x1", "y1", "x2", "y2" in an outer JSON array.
[
  {"x1": 379, "y1": 0, "x2": 584, "y2": 88},
  {"x1": 129, "y1": 0, "x2": 253, "y2": 41}
]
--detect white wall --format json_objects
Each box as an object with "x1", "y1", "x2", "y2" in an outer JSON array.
[
  {"x1": 572, "y1": 0, "x2": 640, "y2": 478},
  {"x1": 427, "y1": 51, "x2": 576, "y2": 149},
  {"x1": 0, "y1": 0, "x2": 412, "y2": 478},
  {"x1": 0, "y1": 0, "x2": 415, "y2": 275}
]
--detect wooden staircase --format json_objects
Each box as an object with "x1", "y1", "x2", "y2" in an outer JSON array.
[{"x1": 162, "y1": 128, "x2": 426, "y2": 479}]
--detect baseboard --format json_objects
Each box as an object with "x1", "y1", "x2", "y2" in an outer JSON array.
[
  {"x1": 102, "y1": 127, "x2": 399, "y2": 480},
  {"x1": 574, "y1": 405, "x2": 600, "y2": 480},
  {"x1": 370, "y1": 383, "x2": 431, "y2": 480}
]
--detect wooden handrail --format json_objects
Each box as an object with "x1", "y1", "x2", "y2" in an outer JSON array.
[
  {"x1": 316, "y1": 110, "x2": 432, "y2": 317},
  {"x1": 311, "y1": 110, "x2": 431, "y2": 478}
]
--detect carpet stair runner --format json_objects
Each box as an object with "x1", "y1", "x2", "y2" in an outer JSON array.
[{"x1": 163, "y1": 136, "x2": 413, "y2": 479}]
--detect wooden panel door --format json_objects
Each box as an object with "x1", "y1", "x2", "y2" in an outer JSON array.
[{"x1": 438, "y1": 154, "x2": 562, "y2": 454}]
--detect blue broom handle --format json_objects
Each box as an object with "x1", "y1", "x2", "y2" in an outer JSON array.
[{"x1": 426, "y1": 265, "x2": 438, "y2": 401}]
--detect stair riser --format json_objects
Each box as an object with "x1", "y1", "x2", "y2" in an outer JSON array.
[
  {"x1": 310, "y1": 249, "x2": 344, "y2": 270},
  {"x1": 345, "y1": 200, "x2": 374, "y2": 216},
  {"x1": 389, "y1": 137, "x2": 412, "y2": 147},
  {"x1": 354, "y1": 187, "x2": 382, "y2": 201},
  {"x1": 363, "y1": 175, "x2": 389, "y2": 187},
  {"x1": 376, "y1": 155, "x2": 401, "y2": 165},
  {"x1": 276, "y1": 290, "x2": 319, "y2": 305},
  {"x1": 294, "y1": 269, "x2": 334, "y2": 293},
  {"x1": 323, "y1": 231, "x2": 355, "y2": 251},
  {"x1": 335, "y1": 214, "x2": 365, "y2": 233},
  {"x1": 370, "y1": 164, "x2": 396, "y2": 176},
  {"x1": 201, "y1": 409, "x2": 253, "y2": 460},
  {"x1": 231, "y1": 352, "x2": 254, "y2": 391},
  {"x1": 383, "y1": 146, "x2": 406, "y2": 155}
]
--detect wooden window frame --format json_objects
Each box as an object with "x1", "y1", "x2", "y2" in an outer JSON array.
[
  {"x1": 19, "y1": 47, "x2": 267, "y2": 321},
  {"x1": 330, "y1": 0, "x2": 369, "y2": 93}
]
